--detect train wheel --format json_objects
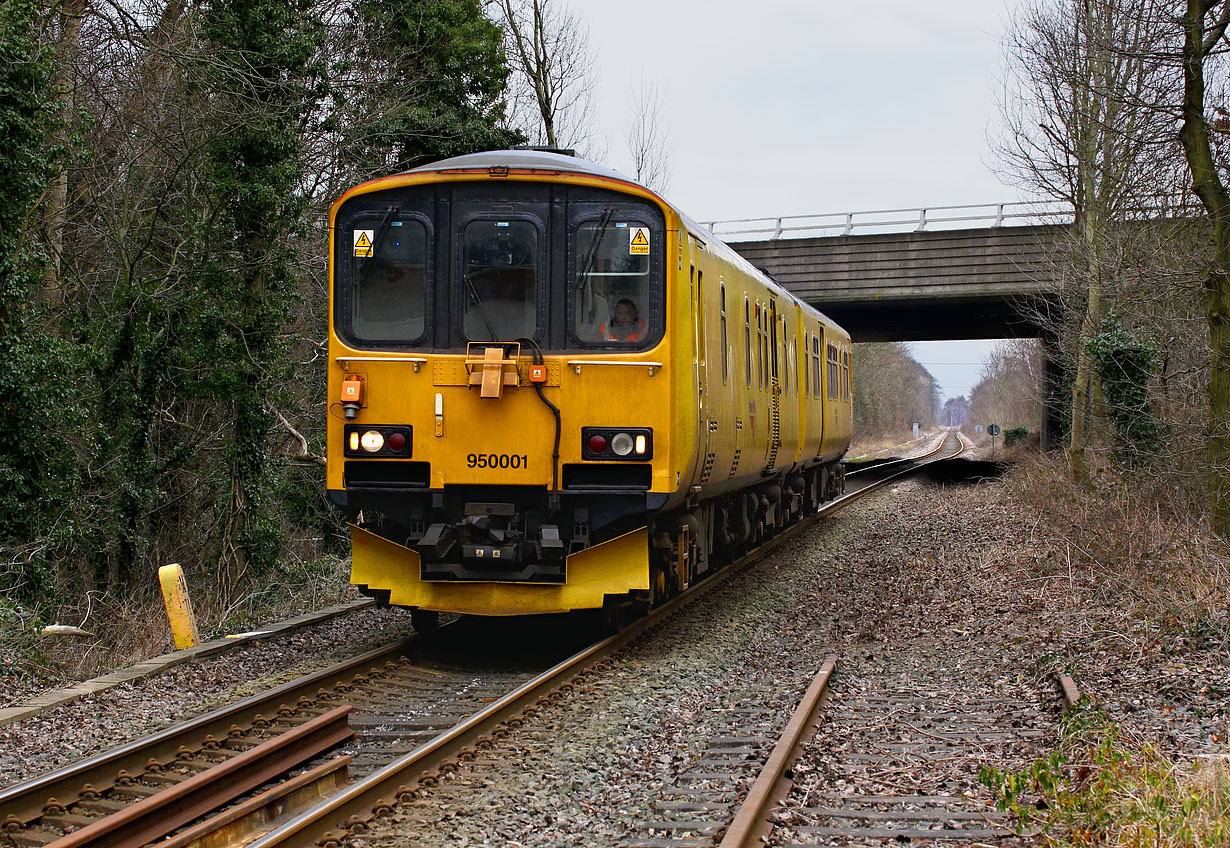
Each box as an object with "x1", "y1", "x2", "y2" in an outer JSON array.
[{"x1": 411, "y1": 608, "x2": 439, "y2": 635}]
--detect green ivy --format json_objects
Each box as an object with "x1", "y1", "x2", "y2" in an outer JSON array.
[
  {"x1": 982, "y1": 703, "x2": 1218, "y2": 846},
  {"x1": 1085, "y1": 316, "x2": 1162, "y2": 465},
  {"x1": 195, "y1": 0, "x2": 325, "y2": 582},
  {"x1": 0, "y1": 0, "x2": 76, "y2": 597},
  {"x1": 1004, "y1": 426, "x2": 1032, "y2": 447}
]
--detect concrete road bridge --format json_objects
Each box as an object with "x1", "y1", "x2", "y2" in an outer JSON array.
[{"x1": 713, "y1": 202, "x2": 1070, "y2": 343}]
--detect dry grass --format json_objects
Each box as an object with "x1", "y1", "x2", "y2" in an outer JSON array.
[
  {"x1": 2, "y1": 555, "x2": 356, "y2": 688},
  {"x1": 1004, "y1": 452, "x2": 1230, "y2": 644},
  {"x1": 984, "y1": 451, "x2": 1230, "y2": 846}
]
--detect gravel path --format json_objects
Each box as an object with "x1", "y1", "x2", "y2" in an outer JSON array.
[{"x1": 0, "y1": 606, "x2": 417, "y2": 789}]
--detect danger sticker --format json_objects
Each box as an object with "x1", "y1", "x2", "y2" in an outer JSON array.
[
  {"x1": 629, "y1": 227, "x2": 650, "y2": 255},
  {"x1": 354, "y1": 230, "x2": 374, "y2": 258}
]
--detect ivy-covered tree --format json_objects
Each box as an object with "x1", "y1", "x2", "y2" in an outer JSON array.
[
  {"x1": 0, "y1": 0, "x2": 75, "y2": 595},
  {"x1": 195, "y1": 0, "x2": 325, "y2": 589},
  {"x1": 338, "y1": 0, "x2": 521, "y2": 179}
]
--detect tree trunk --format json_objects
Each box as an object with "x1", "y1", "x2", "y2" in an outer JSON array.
[
  {"x1": 42, "y1": 0, "x2": 86, "y2": 306},
  {"x1": 1178, "y1": 0, "x2": 1230, "y2": 538},
  {"x1": 1209, "y1": 263, "x2": 1230, "y2": 534}
]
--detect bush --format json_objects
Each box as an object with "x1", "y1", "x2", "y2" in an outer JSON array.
[
  {"x1": 982, "y1": 703, "x2": 1230, "y2": 845},
  {"x1": 1004, "y1": 426, "x2": 1031, "y2": 448}
]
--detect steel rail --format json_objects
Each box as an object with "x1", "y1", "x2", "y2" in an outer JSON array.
[
  {"x1": 43, "y1": 706, "x2": 354, "y2": 848},
  {"x1": 718, "y1": 657, "x2": 838, "y2": 848},
  {"x1": 0, "y1": 638, "x2": 421, "y2": 824},
  {"x1": 716, "y1": 431, "x2": 981, "y2": 847},
  {"x1": 845, "y1": 430, "x2": 953, "y2": 479},
  {"x1": 245, "y1": 572, "x2": 728, "y2": 848},
  {"x1": 4, "y1": 432, "x2": 972, "y2": 847},
  {"x1": 158, "y1": 758, "x2": 352, "y2": 848},
  {"x1": 834, "y1": 431, "x2": 966, "y2": 507}
]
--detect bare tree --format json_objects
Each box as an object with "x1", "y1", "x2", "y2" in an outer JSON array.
[
  {"x1": 966, "y1": 340, "x2": 1047, "y2": 435},
  {"x1": 996, "y1": 0, "x2": 1178, "y2": 481},
  {"x1": 492, "y1": 0, "x2": 600, "y2": 155},
  {"x1": 625, "y1": 77, "x2": 671, "y2": 193}
]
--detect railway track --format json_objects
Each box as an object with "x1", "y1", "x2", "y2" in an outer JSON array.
[
  {"x1": 0, "y1": 633, "x2": 567, "y2": 848},
  {"x1": 1, "y1": 430, "x2": 976, "y2": 848},
  {"x1": 707, "y1": 653, "x2": 1073, "y2": 848}
]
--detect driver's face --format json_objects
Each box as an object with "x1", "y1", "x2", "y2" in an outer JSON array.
[{"x1": 615, "y1": 304, "x2": 636, "y2": 325}]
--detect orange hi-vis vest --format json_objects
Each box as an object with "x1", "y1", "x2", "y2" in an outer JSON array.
[{"x1": 600, "y1": 319, "x2": 647, "y2": 342}]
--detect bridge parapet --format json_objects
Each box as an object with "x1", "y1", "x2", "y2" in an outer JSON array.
[{"x1": 707, "y1": 201, "x2": 1074, "y2": 241}]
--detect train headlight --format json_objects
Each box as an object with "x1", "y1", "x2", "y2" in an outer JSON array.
[
  {"x1": 343, "y1": 425, "x2": 412, "y2": 458},
  {"x1": 581, "y1": 427, "x2": 652, "y2": 461}
]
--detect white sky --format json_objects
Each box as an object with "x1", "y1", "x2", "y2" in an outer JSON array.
[{"x1": 574, "y1": 0, "x2": 1025, "y2": 401}]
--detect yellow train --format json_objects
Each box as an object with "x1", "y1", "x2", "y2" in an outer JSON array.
[{"x1": 326, "y1": 149, "x2": 852, "y2": 628}]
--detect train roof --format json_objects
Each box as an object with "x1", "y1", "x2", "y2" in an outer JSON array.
[{"x1": 405, "y1": 149, "x2": 632, "y2": 183}]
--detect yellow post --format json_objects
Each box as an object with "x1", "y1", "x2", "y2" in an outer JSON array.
[{"x1": 158, "y1": 563, "x2": 200, "y2": 650}]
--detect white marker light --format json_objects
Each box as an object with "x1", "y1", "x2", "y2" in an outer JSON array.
[
  {"x1": 360, "y1": 430, "x2": 385, "y2": 452},
  {"x1": 634, "y1": 434, "x2": 647, "y2": 455},
  {"x1": 611, "y1": 432, "x2": 634, "y2": 456},
  {"x1": 349, "y1": 432, "x2": 360, "y2": 452}
]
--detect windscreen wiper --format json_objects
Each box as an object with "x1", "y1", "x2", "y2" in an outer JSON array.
[
  {"x1": 464, "y1": 274, "x2": 501, "y2": 341},
  {"x1": 578, "y1": 208, "x2": 614, "y2": 323}
]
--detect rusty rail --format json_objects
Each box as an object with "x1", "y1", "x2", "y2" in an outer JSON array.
[
  {"x1": 42, "y1": 706, "x2": 353, "y2": 848},
  {"x1": 0, "y1": 641, "x2": 411, "y2": 825},
  {"x1": 718, "y1": 658, "x2": 837, "y2": 848}
]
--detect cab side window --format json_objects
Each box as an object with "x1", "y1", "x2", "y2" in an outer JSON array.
[{"x1": 572, "y1": 220, "x2": 653, "y2": 346}]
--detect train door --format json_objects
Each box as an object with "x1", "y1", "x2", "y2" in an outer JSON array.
[
  {"x1": 691, "y1": 257, "x2": 709, "y2": 480},
  {"x1": 766, "y1": 298, "x2": 782, "y2": 470}
]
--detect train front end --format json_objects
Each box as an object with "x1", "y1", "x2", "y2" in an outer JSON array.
[{"x1": 326, "y1": 151, "x2": 683, "y2": 618}]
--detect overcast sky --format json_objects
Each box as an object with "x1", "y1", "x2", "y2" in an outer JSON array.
[{"x1": 573, "y1": 0, "x2": 1025, "y2": 402}]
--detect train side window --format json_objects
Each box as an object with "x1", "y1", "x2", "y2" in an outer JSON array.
[
  {"x1": 781, "y1": 317, "x2": 789, "y2": 393},
  {"x1": 803, "y1": 335, "x2": 809, "y2": 397},
  {"x1": 812, "y1": 335, "x2": 821, "y2": 398},
  {"x1": 756, "y1": 306, "x2": 764, "y2": 389},
  {"x1": 461, "y1": 219, "x2": 540, "y2": 342},
  {"x1": 790, "y1": 339, "x2": 797, "y2": 396},
  {"x1": 720, "y1": 282, "x2": 728, "y2": 383},
  {"x1": 351, "y1": 216, "x2": 429, "y2": 344},
  {"x1": 843, "y1": 349, "x2": 851, "y2": 400},
  {"x1": 827, "y1": 342, "x2": 840, "y2": 400},
  {"x1": 744, "y1": 298, "x2": 751, "y2": 388}
]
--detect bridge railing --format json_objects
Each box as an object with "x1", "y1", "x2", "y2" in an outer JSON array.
[{"x1": 705, "y1": 201, "x2": 1076, "y2": 240}]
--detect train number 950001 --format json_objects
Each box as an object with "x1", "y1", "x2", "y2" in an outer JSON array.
[{"x1": 466, "y1": 453, "x2": 528, "y2": 469}]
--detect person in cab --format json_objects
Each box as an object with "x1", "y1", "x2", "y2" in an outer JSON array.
[{"x1": 600, "y1": 298, "x2": 647, "y2": 342}]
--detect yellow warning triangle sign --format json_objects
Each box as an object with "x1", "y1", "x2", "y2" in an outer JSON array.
[
  {"x1": 631, "y1": 229, "x2": 649, "y2": 246},
  {"x1": 355, "y1": 232, "x2": 372, "y2": 248}
]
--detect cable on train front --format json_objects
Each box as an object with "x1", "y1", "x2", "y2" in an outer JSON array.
[{"x1": 325, "y1": 150, "x2": 687, "y2": 623}]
